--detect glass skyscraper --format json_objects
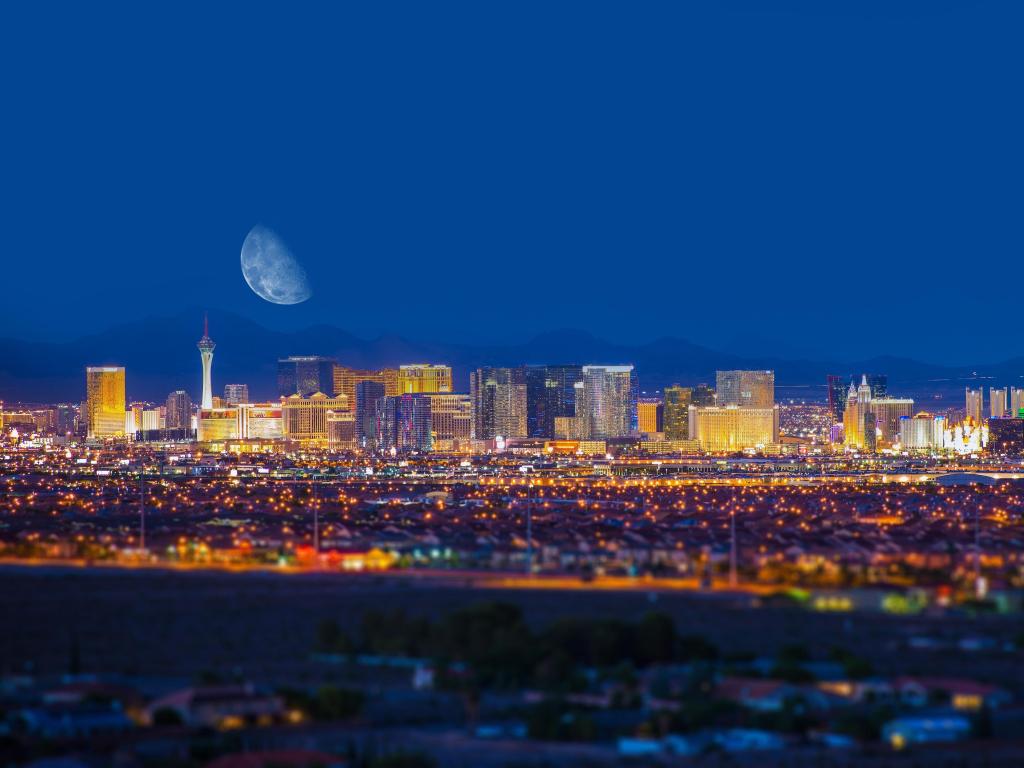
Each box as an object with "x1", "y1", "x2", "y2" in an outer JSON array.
[
  {"x1": 470, "y1": 366, "x2": 527, "y2": 439},
  {"x1": 525, "y1": 365, "x2": 583, "y2": 438},
  {"x1": 716, "y1": 370, "x2": 774, "y2": 409},
  {"x1": 663, "y1": 385, "x2": 692, "y2": 440},
  {"x1": 355, "y1": 380, "x2": 385, "y2": 449},
  {"x1": 165, "y1": 390, "x2": 193, "y2": 430},
  {"x1": 376, "y1": 394, "x2": 432, "y2": 452},
  {"x1": 579, "y1": 365, "x2": 637, "y2": 439},
  {"x1": 277, "y1": 356, "x2": 337, "y2": 397}
]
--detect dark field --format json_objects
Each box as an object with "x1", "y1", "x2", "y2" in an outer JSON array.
[{"x1": 2, "y1": 565, "x2": 1022, "y2": 691}]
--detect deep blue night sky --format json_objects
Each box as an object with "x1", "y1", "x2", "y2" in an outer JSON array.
[{"x1": 1, "y1": 2, "x2": 1020, "y2": 364}]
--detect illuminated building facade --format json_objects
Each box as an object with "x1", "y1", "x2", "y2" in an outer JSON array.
[
  {"x1": 578, "y1": 365, "x2": 637, "y2": 439},
  {"x1": 333, "y1": 366, "x2": 400, "y2": 403},
  {"x1": 554, "y1": 414, "x2": 586, "y2": 440},
  {"x1": 716, "y1": 370, "x2": 774, "y2": 409},
  {"x1": 241, "y1": 403, "x2": 284, "y2": 439},
  {"x1": 196, "y1": 403, "x2": 283, "y2": 442},
  {"x1": 398, "y1": 364, "x2": 452, "y2": 394},
  {"x1": 127, "y1": 402, "x2": 146, "y2": 436},
  {"x1": 898, "y1": 413, "x2": 945, "y2": 451},
  {"x1": 165, "y1": 390, "x2": 192, "y2": 430},
  {"x1": 1011, "y1": 387, "x2": 1024, "y2": 418},
  {"x1": 197, "y1": 316, "x2": 215, "y2": 409},
  {"x1": 197, "y1": 407, "x2": 240, "y2": 442},
  {"x1": 843, "y1": 376, "x2": 913, "y2": 450},
  {"x1": 966, "y1": 388, "x2": 984, "y2": 425},
  {"x1": 55, "y1": 404, "x2": 76, "y2": 435},
  {"x1": 355, "y1": 381, "x2": 385, "y2": 449},
  {"x1": 470, "y1": 367, "x2": 527, "y2": 439},
  {"x1": 525, "y1": 365, "x2": 582, "y2": 438},
  {"x1": 663, "y1": 385, "x2": 692, "y2": 440},
  {"x1": 637, "y1": 398, "x2": 663, "y2": 435},
  {"x1": 326, "y1": 410, "x2": 356, "y2": 449},
  {"x1": 843, "y1": 377, "x2": 874, "y2": 451},
  {"x1": 86, "y1": 366, "x2": 126, "y2": 438},
  {"x1": 376, "y1": 394, "x2": 432, "y2": 452},
  {"x1": 426, "y1": 393, "x2": 472, "y2": 444},
  {"x1": 3, "y1": 410, "x2": 36, "y2": 430},
  {"x1": 943, "y1": 421, "x2": 987, "y2": 454},
  {"x1": 873, "y1": 398, "x2": 916, "y2": 445},
  {"x1": 990, "y1": 387, "x2": 1008, "y2": 419},
  {"x1": 282, "y1": 392, "x2": 349, "y2": 445},
  {"x1": 139, "y1": 409, "x2": 161, "y2": 432},
  {"x1": 827, "y1": 375, "x2": 847, "y2": 442},
  {"x1": 690, "y1": 405, "x2": 779, "y2": 452},
  {"x1": 223, "y1": 384, "x2": 249, "y2": 405},
  {"x1": 277, "y1": 356, "x2": 337, "y2": 398}
]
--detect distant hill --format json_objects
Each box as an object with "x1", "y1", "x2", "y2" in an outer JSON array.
[{"x1": 0, "y1": 309, "x2": 1020, "y2": 403}]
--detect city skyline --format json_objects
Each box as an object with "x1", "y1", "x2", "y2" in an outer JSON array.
[
  {"x1": 14, "y1": 307, "x2": 1022, "y2": 457},
  {"x1": 3, "y1": 307, "x2": 1024, "y2": 404},
  {"x1": 4, "y1": 3, "x2": 1024, "y2": 765}
]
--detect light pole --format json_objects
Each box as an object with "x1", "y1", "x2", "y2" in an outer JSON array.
[
  {"x1": 312, "y1": 478, "x2": 320, "y2": 562},
  {"x1": 729, "y1": 493, "x2": 738, "y2": 589},
  {"x1": 139, "y1": 465, "x2": 146, "y2": 553},
  {"x1": 526, "y1": 480, "x2": 533, "y2": 576},
  {"x1": 974, "y1": 503, "x2": 983, "y2": 598}
]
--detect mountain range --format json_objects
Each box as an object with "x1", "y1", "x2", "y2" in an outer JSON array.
[{"x1": 0, "y1": 310, "x2": 1020, "y2": 404}]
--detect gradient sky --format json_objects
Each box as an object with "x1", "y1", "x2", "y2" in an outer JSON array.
[{"x1": 1, "y1": 1, "x2": 1020, "y2": 364}]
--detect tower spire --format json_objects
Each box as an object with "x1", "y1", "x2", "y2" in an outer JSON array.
[{"x1": 197, "y1": 312, "x2": 216, "y2": 409}]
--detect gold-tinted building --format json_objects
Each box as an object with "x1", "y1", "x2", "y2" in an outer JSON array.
[
  {"x1": 554, "y1": 415, "x2": 587, "y2": 440},
  {"x1": 990, "y1": 387, "x2": 1008, "y2": 419},
  {"x1": 663, "y1": 385, "x2": 692, "y2": 440},
  {"x1": 426, "y1": 393, "x2": 473, "y2": 444},
  {"x1": 691, "y1": 405, "x2": 779, "y2": 453},
  {"x1": 333, "y1": 366, "x2": 400, "y2": 402},
  {"x1": 327, "y1": 410, "x2": 357, "y2": 449},
  {"x1": 637, "y1": 398, "x2": 663, "y2": 435},
  {"x1": 197, "y1": 407, "x2": 240, "y2": 442},
  {"x1": 398, "y1": 364, "x2": 452, "y2": 394},
  {"x1": 842, "y1": 376, "x2": 914, "y2": 450},
  {"x1": 966, "y1": 388, "x2": 984, "y2": 425},
  {"x1": 240, "y1": 403, "x2": 284, "y2": 439},
  {"x1": 86, "y1": 366, "x2": 126, "y2": 438},
  {"x1": 197, "y1": 403, "x2": 284, "y2": 442},
  {"x1": 282, "y1": 392, "x2": 349, "y2": 445}
]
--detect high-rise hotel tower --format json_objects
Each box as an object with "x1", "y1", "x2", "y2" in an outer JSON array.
[
  {"x1": 86, "y1": 366, "x2": 126, "y2": 438},
  {"x1": 198, "y1": 314, "x2": 216, "y2": 409}
]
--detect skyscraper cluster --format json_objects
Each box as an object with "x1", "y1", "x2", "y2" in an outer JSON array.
[
  {"x1": 842, "y1": 375, "x2": 913, "y2": 452},
  {"x1": 68, "y1": 313, "x2": 1024, "y2": 457}
]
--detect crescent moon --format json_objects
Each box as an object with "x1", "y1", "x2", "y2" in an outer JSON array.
[{"x1": 240, "y1": 225, "x2": 312, "y2": 305}]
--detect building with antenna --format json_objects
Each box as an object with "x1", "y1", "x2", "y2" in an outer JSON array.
[{"x1": 197, "y1": 314, "x2": 216, "y2": 409}]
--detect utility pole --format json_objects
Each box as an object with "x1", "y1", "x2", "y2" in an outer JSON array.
[
  {"x1": 526, "y1": 480, "x2": 533, "y2": 576},
  {"x1": 974, "y1": 505, "x2": 983, "y2": 598},
  {"x1": 729, "y1": 495, "x2": 737, "y2": 589},
  {"x1": 139, "y1": 466, "x2": 146, "y2": 553},
  {"x1": 312, "y1": 479, "x2": 320, "y2": 563}
]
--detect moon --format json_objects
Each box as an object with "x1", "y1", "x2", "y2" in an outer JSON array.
[{"x1": 240, "y1": 225, "x2": 312, "y2": 305}]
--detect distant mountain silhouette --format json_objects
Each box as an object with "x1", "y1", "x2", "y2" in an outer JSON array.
[{"x1": 0, "y1": 309, "x2": 1020, "y2": 403}]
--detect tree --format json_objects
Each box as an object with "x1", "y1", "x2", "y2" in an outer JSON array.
[
  {"x1": 634, "y1": 612, "x2": 676, "y2": 666},
  {"x1": 152, "y1": 707, "x2": 184, "y2": 727}
]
